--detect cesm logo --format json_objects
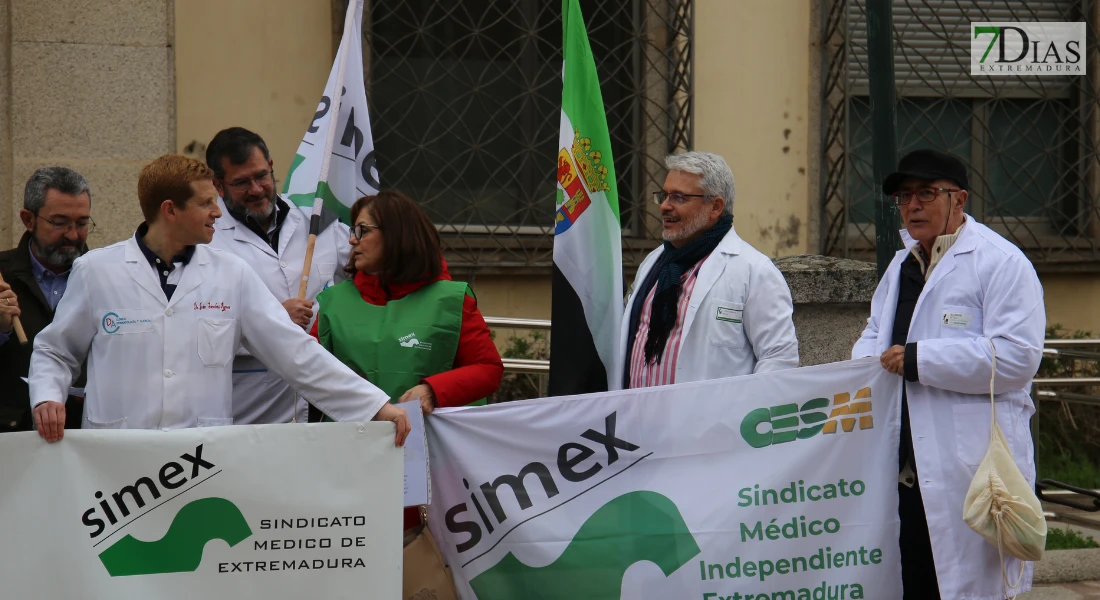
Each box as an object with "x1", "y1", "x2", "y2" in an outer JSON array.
[
  {"x1": 971, "y1": 22, "x2": 1085, "y2": 76},
  {"x1": 740, "y1": 387, "x2": 873, "y2": 449}
]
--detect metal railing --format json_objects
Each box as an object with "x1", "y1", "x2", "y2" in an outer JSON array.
[
  {"x1": 484, "y1": 317, "x2": 551, "y2": 375},
  {"x1": 487, "y1": 321, "x2": 1100, "y2": 391},
  {"x1": 1032, "y1": 339, "x2": 1100, "y2": 526},
  {"x1": 1035, "y1": 339, "x2": 1100, "y2": 407}
]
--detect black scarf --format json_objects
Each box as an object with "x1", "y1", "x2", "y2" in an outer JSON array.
[{"x1": 639, "y1": 214, "x2": 733, "y2": 365}]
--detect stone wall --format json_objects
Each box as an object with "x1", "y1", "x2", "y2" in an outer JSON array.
[
  {"x1": 1, "y1": 0, "x2": 174, "y2": 248},
  {"x1": 774, "y1": 254, "x2": 879, "y2": 366}
]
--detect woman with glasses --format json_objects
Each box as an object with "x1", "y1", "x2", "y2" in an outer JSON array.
[{"x1": 310, "y1": 190, "x2": 503, "y2": 529}]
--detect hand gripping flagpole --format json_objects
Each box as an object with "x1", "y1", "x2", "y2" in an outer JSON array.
[
  {"x1": 0, "y1": 271, "x2": 27, "y2": 344},
  {"x1": 298, "y1": 1, "x2": 357, "y2": 300}
]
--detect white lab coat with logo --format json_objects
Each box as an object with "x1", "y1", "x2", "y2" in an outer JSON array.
[
  {"x1": 852, "y1": 217, "x2": 1045, "y2": 599},
  {"x1": 28, "y1": 236, "x2": 387, "y2": 430},
  {"x1": 207, "y1": 196, "x2": 351, "y2": 424},
  {"x1": 611, "y1": 226, "x2": 799, "y2": 389}
]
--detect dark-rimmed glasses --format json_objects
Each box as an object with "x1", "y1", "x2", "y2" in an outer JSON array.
[
  {"x1": 224, "y1": 170, "x2": 273, "y2": 191},
  {"x1": 351, "y1": 223, "x2": 381, "y2": 239},
  {"x1": 890, "y1": 188, "x2": 960, "y2": 206},
  {"x1": 35, "y1": 214, "x2": 95, "y2": 235}
]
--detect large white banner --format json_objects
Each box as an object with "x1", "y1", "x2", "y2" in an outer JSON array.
[
  {"x1": 0, "y1": 423, "x2": 402, "y2": 599},
  {"x1": 428, "y1": 358, "x2": 903, "y2": 600}
]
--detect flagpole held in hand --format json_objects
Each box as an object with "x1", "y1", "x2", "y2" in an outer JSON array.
[
  {"x1": 0, "y1": 271, "x2": 28, "y2": 344},
  {"x1": 297, "y1": 198, "x2": 323, "y2": 299}
]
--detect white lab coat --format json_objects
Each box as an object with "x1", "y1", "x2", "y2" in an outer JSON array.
[
  {"x1": 852, "y1": 217, "x2": 1045, "y2": 599},
  {"x1": 28, "y1": 236, "x2": 387, "y2": 429},
  {"x1": 611, "y1": 226, "x2": 799, "y2": 389},
  {"x1": 207, "y1": 196, "x2": 351, "y2": 423}
]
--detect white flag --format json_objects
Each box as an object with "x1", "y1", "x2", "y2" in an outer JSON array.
[{"x1": 282, "y1": 0, "x2": 379, "y2": 223}]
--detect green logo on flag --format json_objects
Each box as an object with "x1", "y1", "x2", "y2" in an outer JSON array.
[
  {"x1": 469, "y1": 491, "x2": 700, "y2": 599},
  {"x1": 98, "y1": 497, "x2": 252, "y2": 577}
]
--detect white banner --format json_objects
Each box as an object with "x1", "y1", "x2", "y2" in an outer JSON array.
[
  {"x1": 428, "y1": 358, "x2": 903, "y2": 600},
  {"x1": 0, "y1": 423, "x2": 401, "y2": 598}
]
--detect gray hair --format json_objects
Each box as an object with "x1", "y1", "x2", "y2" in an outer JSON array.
[
  {"x1": 24, "y1": 167, "x2": 92, "y2": 213},
  {"x1": 664, "y1": 151, "x2": 735, "y2": 216}
]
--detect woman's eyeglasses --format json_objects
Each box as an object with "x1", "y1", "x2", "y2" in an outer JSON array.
[{"x1": 351, "y1": 223, "x2": 381, "y2": 239}]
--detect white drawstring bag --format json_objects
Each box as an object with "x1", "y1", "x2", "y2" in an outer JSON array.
[{"x1": 962, "y1": 339, "x2": 1047, "y2": 598}]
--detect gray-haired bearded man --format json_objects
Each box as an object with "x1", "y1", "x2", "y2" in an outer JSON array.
[{"x1": 612, "y1": 151, "x2": 799, "y2": 390}]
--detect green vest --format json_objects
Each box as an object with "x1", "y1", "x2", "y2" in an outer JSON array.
[{"x1": 316, "y1": 279, "x2": 471, "y2": 404}]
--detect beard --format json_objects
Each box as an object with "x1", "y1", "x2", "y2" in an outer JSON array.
[
  {"x1": 662, "y1": 207, "x2": 712, "y2": 243},
  {"x1": 227, "y1": 188, "x2": 277, "y2": 222},
  {"x1": 31, "y1": 236, "x2": 83, "y2": 270}
]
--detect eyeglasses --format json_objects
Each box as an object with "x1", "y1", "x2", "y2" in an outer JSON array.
[
  {"x1": 351, "y1": 223, "x2": 381, "y2": 239},
  {"x1": 652, "y1": 191, "x2": 710, "y2": 206},
  {"x1": 224, "y1": 170, "x2": 273, "y2": 191},
  {"x1": 890, "y1": 187, "x2": 960, "y2": 206},
  {"x1": 35, "y1": 214, "x2": 95, "y2": 235}
]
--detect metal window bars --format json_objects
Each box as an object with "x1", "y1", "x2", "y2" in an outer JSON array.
[
  {"x1": 348, "y1": 0, "x2": 694, "y2": 272},
  {"x1": 821, "y1": 0, "x2": 1100, "y2": 269}
]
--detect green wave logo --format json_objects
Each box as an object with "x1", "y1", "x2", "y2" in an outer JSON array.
[
  {"x1": 98, "y1": 497, "x2": 252, "y2": 577},
  {"x1": 469, "y1": 491, "x2": 700, "y2": 599}
]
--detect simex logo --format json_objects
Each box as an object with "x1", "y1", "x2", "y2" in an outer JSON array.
[
  {"x1": 740, "y1": 387, "x2": 872, "y2": 449},
  {"x1": 99, "y1": 497, "x2": 251, "y2": 577},
  {"x1": 445, "y1": 412, "x2": 641, "y2": 555},
  {"x1": 80, "y1": 444, "x2": 249, "y2": 577}
]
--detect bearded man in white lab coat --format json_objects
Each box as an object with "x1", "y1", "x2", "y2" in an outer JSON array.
[
  {"x1": 205, "y1": 127, "x2": 351, "y2": 424},
  {"x1": 852, "y1": 149, "x2": 1045, "y2": 599},
  {"x1": 612, "y1": 151, "x2": 798, "y2": 390},
  {"x1": 29, "y1": 154, "x2": 409, "y2": 446}
]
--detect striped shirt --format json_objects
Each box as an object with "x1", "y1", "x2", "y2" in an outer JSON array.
[{"x1": 628, "y1": 261, "x2": 704, "y2": 388}]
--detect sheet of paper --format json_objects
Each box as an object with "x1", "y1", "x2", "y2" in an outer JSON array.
[{"x1": 398, "y1": 400, "x2": 430, "y2": 507}]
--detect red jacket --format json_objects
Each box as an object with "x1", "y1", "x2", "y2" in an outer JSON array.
[{"x1": 310, "y1": 260, "x2": 503, "y2": 530}]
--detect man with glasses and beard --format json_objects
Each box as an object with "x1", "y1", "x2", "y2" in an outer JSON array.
[
  {"x1": 205, "y1": 127, "x2": 352, "y2": 424},
  {"x1": 0, "y1": 167, "x2": 92, "y2": 432},
  {"x1": 612, "y1": 151, "x2": 798, "y2": 390}
]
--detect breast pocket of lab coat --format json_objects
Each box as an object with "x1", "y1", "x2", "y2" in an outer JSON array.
[
  {"x1": 196, "y1": 317, "x2": 239, "y2": 368},
  {"x1": 708, "y1": 300, "x2": 746, "y2": 349},
  {"x1": 939, "y1": 304, "x2": 983, "y2": 338}
]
